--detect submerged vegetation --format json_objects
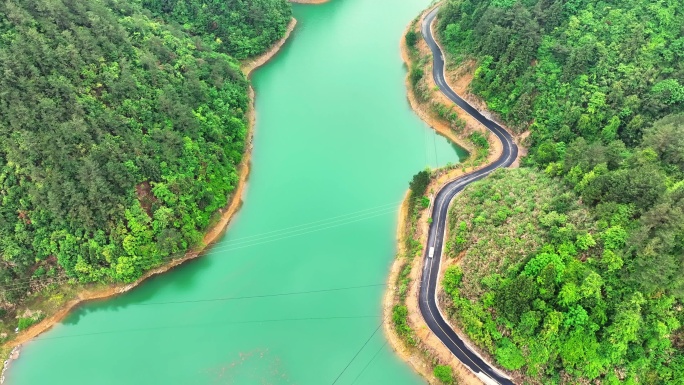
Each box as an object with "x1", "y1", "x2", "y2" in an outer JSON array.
[
  {"x1": 0, "y1": 0, "x2": 291, "y2": 332},
  {"x1": 433, "y1": 0, "x2": 684, "y2": 383}
]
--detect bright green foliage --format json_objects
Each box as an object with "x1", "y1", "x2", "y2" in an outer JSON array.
[
  {"x1": 467, "y1": 131, "x2": 490, "y2": 162},
  {"x1": 642, "y1": 114, "x2": 684, "y2": 172},
  {"x1": 434, "y1": 5, "x2": 683, "y2": 380},
  {"x1": 409, "y1": 170, "x2": 431, "y2": 214},
  {"x1": 433, "y1": 365, "x2": 454, "y2": 384},
  {"x1": 443, "y1": 168, "x2": 684, "y2": 383},
  {"x1": 140, "y1": 0, "x2": 292, "y2": 59},
  {"x1": 495, "y1": 338, "x2": 525, "y2": 370},
  {"x1": 442, "y1": 265, "x2": 463, "y2": 297},
  {"x1": 0, "y1": 0, "x2": 290, "y2": 313},
  {"x1": 16, "y1": 317, "x2": 37, "y2": 331},
  {"x1": 468, "y1": 131, "x2": 489, "y2": 149},
  {"x1": 393, "y1": 305, "x2": 415, "y2": 346},
  {"x1": 410, "y1": 66, "x2": 424, "y2": 87},
  {"x1": 438, "y1": 0, "x2": 683, "y2": 148}
]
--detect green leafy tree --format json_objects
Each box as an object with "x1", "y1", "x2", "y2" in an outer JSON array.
[
  {"x1": 405, "y1": 30, "x2": 418, "y2": 47},
  {"x1": 433, "y1": 365, "x2": 454, "y2": 384},
  {"x1": 495, "y1": 338, "x2": 525, "y2": 370}
]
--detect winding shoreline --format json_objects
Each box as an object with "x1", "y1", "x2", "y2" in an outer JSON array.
[
  {"x1": 1, "y1": 18, "x2": 298, "y2": 371},
  {"x1": 383, "y1": 5, "x2": 521, "y2": 385}
]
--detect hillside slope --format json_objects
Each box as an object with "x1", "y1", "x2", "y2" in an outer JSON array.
[
  {"x1": 433, "y1": 1, "x2": 684, "y2": 382},
  {"x1": 0, "y1": 0, "x2": 290, "y2": 326}
]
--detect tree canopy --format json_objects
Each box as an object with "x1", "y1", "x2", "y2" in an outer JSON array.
[
  {"x1": 437, "y1": 1, "x2": 684, "y2": 382},
  {"x1": 444, "y1": 167, "x2": 684, "y2": 383},
  {"x1": 139, "y1": 0, "x2": 292, "y2": 59},
  {"x1": 0, "y1": 0, "x2": 290, "y2": 317},
  {"x1": 439, "y1": 0, "x2": 683, "y2": 146}
]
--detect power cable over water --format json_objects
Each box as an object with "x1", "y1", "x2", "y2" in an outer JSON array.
[
  {"x1": 34, "y1": 315, "x2": 382, "y2": 341},
  {"x1": 0, "y1": 200, "x2": 403, "y2": 290},
  {"x1": 222, "y1": 200, "x2": 402, "y2": 245},
  {"x1": 433, "y1": 129, "x2": 439, "y2": 167},
  {"x1": 134, "y1": 283, "x2": 387, "y2": 307},
  {"x1": 331, "y1": 319, "x2": 385, "y2": 384},
  {"x1": 5, "y1": 201, "x2": 402, "y2": 382},
  {"x1": 351, "y1": 340, "x2": 388, "y2": 384},
  {"x1": 23, "y1": 283, "x2": 390, "y2": 343}
]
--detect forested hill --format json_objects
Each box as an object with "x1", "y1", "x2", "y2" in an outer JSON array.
[
  {"x1": 0, "y1": 0, "x2": 290, "y2": 319},
  {"x1": 140, "y1": 0, "x2": 292, "y2": 59},
  {"x1": 433, "y1": 0, "x2": 684, "y2": 383},
  {"x1": 439, "y1": 0, "x2": 683, "y2": 146}
]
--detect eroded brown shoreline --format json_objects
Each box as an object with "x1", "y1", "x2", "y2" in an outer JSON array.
[{"x1": 2, "y1": 18, "x2": 298, "y2": 364}]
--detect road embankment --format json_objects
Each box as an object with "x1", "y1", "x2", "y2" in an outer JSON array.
[
  {"x1": 383, "y1": 171, "x2": 497, "y2": 385},
  {"x1": 384, "y1": 5, "x2": 523, "y2": 385}
]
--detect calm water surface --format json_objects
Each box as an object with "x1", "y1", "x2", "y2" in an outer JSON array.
[{"x1": 8, "y1": 0, "x2": 465, "y2": 383}]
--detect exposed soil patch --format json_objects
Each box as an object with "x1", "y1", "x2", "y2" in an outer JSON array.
[{"x1": 135, "y1": 181, "x2": 156, "y2": 217}]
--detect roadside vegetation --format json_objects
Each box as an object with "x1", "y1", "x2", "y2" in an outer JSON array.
[
  {"x1": 393, "y1": 170, "x2": 431, "y2": 346},
  {"x1": 438, "y1": 0, "x2": 682, "y2": 142},
  {"x1": 404, "y1": 21, "x2": 481, "y2": 165},
  {"x1": 390, "y1": 167, "x2": 473, "y2": 384},
  {"x1": 434, "y1": 0, "x2": 684, "y2": 383},
  {"x1": 0, "y1": 0, "x2": 291, "y2": 337}
]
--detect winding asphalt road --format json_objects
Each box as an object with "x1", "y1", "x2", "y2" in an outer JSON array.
[{"x1": 417, "y1": 7, "x2": 518, "y2": 385}]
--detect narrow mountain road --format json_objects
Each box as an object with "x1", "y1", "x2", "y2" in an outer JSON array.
[{"x1": 417, "y1": 7, "x2": 518, "y2": 385}]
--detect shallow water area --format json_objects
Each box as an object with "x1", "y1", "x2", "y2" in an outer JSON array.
[{"x1": 7, "y1": 0, "x2": 465, "y2": 384}]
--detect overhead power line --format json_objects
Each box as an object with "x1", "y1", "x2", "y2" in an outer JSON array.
[
  {"x1": 1, "y1": 200, "x2": 402, "y2": 290},
  {"x1": 132, "y1": 283, "x2": 387, "y2": 307},
  {"x1": 351, "y1": 340, "x2": 388, "y2": 384},
  {"x1": 34, "y1": 315, "x2": 382, "y2": 342},
  {"x1": 331, "y1": 319, "x2": 385, "y2": 385}
]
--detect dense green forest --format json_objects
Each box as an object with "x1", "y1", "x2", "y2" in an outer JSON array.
[
  {"x1": 443, "y1": 165, "x2": 684, "y2": 383},
  {"x1": 439, "y1": 0, "x2": 683, "y2": 146},
  {"x1": 0, "y1": 0, "x2": 290, "y2": 323},
  {"x1": 139, "y1": 0, "x2": 292, "y2": 59},
  {"x1": 434, "y1": 0, "x2": 684, "y2": 383}
]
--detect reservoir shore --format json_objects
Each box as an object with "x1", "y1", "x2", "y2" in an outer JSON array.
[
  {"x1": 382, "y1": 4, "x2": 522, "y2": 384},
  {"x1": 1, "y1": 18, "x2": 298, "y2": 368}
]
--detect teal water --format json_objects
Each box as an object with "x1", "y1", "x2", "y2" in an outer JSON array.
[{"x1": 8, "y1": 0, "x2": 465, "y2": 384}]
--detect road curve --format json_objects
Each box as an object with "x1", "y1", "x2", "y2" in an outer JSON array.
[{"x1": 417, "y1": 7, "x2": 518, "y2": 385}]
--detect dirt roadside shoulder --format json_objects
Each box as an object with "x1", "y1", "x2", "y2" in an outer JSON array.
[{"x1": 383, "y1": 5, "x2": 524, "y2": 385}]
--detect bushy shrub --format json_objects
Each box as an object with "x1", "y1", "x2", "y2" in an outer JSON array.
[
  {"x1": 405, "y1": 30, "x2": 418, "y2": 47},
  {"x1": 433, "y1": 365, "x2": 453, "y2": 384}
]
